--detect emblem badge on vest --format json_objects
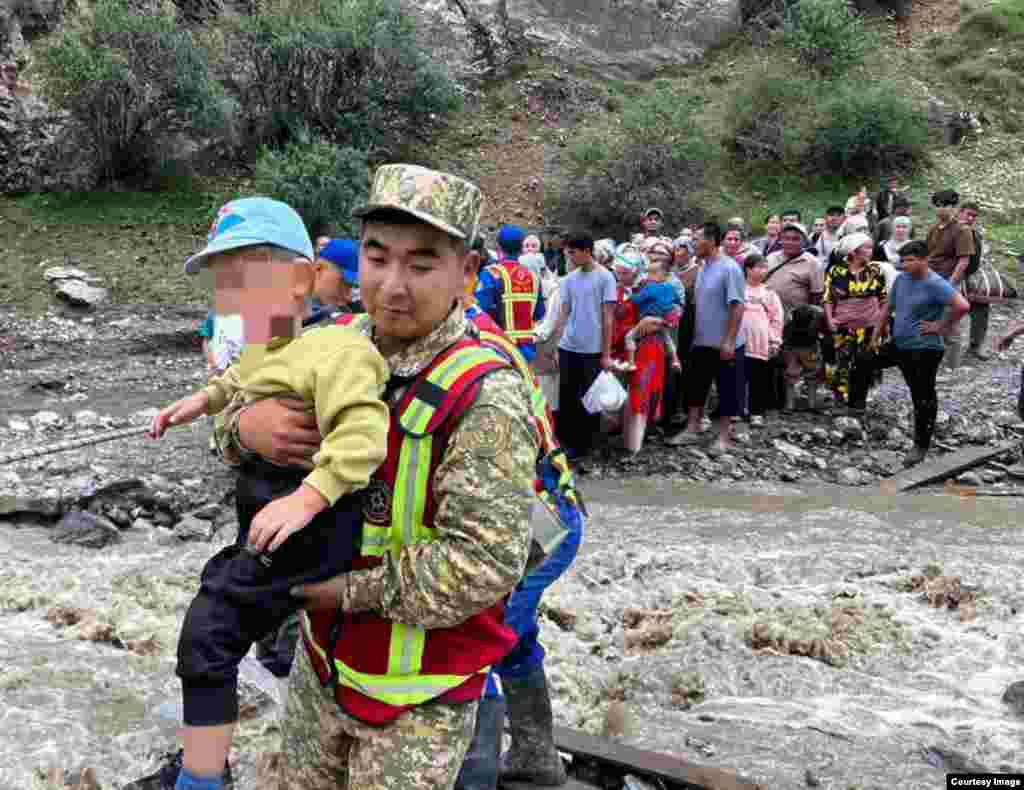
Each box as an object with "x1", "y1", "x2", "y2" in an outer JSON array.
[{"x1": 363, "y1": 478, "x2": 393, "y2": 526}]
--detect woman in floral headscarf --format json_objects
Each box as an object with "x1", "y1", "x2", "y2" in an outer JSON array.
[
  {"x1": 609, "y1": 246, "x2": 670, "y2": 452},
  {"x1": 824, "y1": 232, "x2": 887, "y2": 407}
]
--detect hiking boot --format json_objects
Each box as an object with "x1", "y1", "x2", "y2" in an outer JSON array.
[
  {"x1": 500, "y1": 670, "x2": 567, "y2": 786},
  {"x1": 122, "y1": 750, "x2": 234, "y2": 790},
  {"x1": 903, "y1": 446, "x2": 928, "y2": 468}
]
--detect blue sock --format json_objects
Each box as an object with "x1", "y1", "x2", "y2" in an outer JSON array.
[{"x1": 175, "y1": 768, "x2": 225, "y2": 790}]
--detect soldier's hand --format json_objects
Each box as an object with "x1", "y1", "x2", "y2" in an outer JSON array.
[{"x1": 238, "y1": 397, "x2": 321, "y2": 468}]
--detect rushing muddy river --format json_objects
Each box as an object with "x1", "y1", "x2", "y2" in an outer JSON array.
[{"x1": 2, "y1": 477, "x2": 1023, "y2": 789}]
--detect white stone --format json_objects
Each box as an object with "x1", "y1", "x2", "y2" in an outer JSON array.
[
  {"x1": 8, "y1": 418, "x2": 30, "y2": 432},
  {"x1": 73, "y1": 410, "x2": 100, "y2": 427},
  {"x1": 30, "y1": 410, "x2": 62, "y2": 428}
]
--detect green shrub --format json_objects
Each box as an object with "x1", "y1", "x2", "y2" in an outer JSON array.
[
  {"x1": 36, "y1": 0, "x2": 232, "y2": 182},
  {"x1": 726, "y1": 69, "x2": 927, "y2": 177},
  {"x1": 726, "y1": 71, "x2": 817, "y2": 164},
  {"x1": 556, "y1": 144, "x2": 705, "y2": 241},
  {"x1": 232, "y1": 0, "x2": 461, "y2": 151},
  {"x1": 620, "y1": 81, "x2": 716, "y2": 163},
  {"x1": 808, "y1": 82, "x2": 928, "y2": 175},
  {"x1": 568, "y1": 139, "x2": 611, "y2": 174},
  {"x1": 783, "y1": 0, "x2": 878, "y2": 75},
  {"x1": 254, "y1": 137, "x2": 370, "y2": 238}
]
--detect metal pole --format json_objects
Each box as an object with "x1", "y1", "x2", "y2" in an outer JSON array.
[{"x1": 0, "y1": 425, "x2": 152, "y2": 466}]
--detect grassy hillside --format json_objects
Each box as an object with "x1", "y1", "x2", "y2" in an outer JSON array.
[{"x1": 2, "y1": 1, "x2": 1022, "y2": 315}]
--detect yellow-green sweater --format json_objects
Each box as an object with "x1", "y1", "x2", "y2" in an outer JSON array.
[{"x1": 203, "y1": 324, "x2": 389, "y2": 506}]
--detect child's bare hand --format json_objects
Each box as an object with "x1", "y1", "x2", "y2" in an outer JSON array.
[
  {"x1": 997, "y1": 335, "x2": 1014, "y2": 352},
  {"x1": 248, "y1": 485, "x2": 328, "y2": 554},
  {"x1": 149, "y1": 392, "x2": 210, "y2": 438}
]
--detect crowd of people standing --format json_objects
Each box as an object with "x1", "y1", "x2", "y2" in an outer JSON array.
[{"x1": 487, "y1": 184, "x2": 1002, "y2": 470}]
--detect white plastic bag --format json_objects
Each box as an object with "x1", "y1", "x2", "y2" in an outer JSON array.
[{"x1": 582, "y1": 370, "x2": 628, "y2": 414}]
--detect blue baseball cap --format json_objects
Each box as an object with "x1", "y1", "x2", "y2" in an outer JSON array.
[
  {"x1": 184, "y1": 197, "x2": 314, "y2": 275},
  {"x1": 319, "y1": 239, "x2": 360, "y2": 286},
  {"x1": 497, "y1": 224, "x2": 527, "y2": 257}
]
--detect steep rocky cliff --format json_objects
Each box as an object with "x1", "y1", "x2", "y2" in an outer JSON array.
[
  {"x1": 410, "y1": 0, "x2": 742, "y2": 80},
  {"x1": 0, "y1": 0, "x2": 64, "y2": 59}
]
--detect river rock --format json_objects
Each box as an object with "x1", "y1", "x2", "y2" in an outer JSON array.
[
  {"x1": 30, "y1": 410, "x2": 62, "y2": 429},
  {"x1": 833, "y1": 417, "x2": 862, "y2": 438},
  {"x1": 773, "y1": 439, "x2": 807, "y2": 462},
  {"x1": 8, "y1": 417, "x2": 30, "y2": 432},
  {"x1": 837, "y1": 468, "x2": 865, "y2": 487},
  {"x1": 73, "y1": 410, "x2": 100, "y2": 427},
  {"x1": 51, "y1": 510, "x2": 121, "y2": 548},
  {"x1": 190, "y1": 502, "x2": 222, "y2": 521},
  {"x1": 172, "y1": 514, "x2": 213, "y2": 542},
  {"x1": 54, "y1": 278, "x2": 109, "y2": 308},
  {"x1": 870, "y1": 451, "x2": 903, "y2": 476},
  {"x1": 956, "y1": 471, "x2": 983, "y2": 487},
  {"x1": 0, "y1": 489, "x2": 63, "y2": 517},
  {"x1": 1003, "y1": 681, "x2": 1024, "y2": 715}
]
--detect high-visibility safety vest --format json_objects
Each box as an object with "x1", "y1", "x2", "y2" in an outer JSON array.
[
  {"x1": 303, "y1": 314, "x2": 522, "y2": 725},
  {"x1": 484, "y1": 260, "x2": 541, "y2": 347},
  {"x1": 465, "y1": 307, "x2": 585, "y2": 558}
]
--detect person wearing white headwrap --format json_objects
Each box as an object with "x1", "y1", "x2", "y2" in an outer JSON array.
[
  {"x1": 530, "y1": 251, "x2": 566, "y2": 413},
  {"x1": 594, "y1": 238, "x2": 617, "y2": 269},
  {"x1": 824, "y1": 231, "x2": 887, "y2": 409}
]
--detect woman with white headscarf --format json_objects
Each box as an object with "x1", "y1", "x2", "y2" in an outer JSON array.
[
  {"x1": 607, "y1": 247, "x2": 669, "y2": 452},
  {"x1": 824, "y1": 232, "x2": 888, "y2": 407}
]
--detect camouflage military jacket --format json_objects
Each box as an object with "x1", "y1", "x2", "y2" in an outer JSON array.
[{"x1": 218, "y1": 305, "x2": 539, "y2": 629}]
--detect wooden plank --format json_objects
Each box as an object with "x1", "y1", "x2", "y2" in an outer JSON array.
[
  {"x1": 546, "y1": 725, "x2": 766, "y2": 790},
  {"x1": 502, "y1": 779, "x2": 595, "y2": 790},
  {"x1": 881, "y1": 440, "x2": 1020, "y2": 494}
]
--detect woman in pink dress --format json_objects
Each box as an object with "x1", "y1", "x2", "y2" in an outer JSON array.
[{"x1": 740, "y1": 253, "x2": 784, "y2": 426}]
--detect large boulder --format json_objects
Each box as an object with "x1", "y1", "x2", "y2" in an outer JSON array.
[
  {"x1": 0, "y1": 0, "x2": 65, "y2": 59},
  {"x1": 409, "y1": 0, "x2": 742, "y2": 80},
  {"x1": 0, "y1": 81, "x2": 98, "y2": 193}
]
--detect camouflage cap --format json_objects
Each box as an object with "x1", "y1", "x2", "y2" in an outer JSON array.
[{"x1": 353, "y1": 164, "x2": 483, "y2": 243}]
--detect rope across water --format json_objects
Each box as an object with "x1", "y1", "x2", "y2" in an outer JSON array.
[{"x1": 0, "y1": 425, "x2": 152, "y2": 466}]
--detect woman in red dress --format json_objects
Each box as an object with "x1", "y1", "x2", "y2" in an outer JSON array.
[{"x1": 609, "y1": 246, "x2": 670, "y2": 453}]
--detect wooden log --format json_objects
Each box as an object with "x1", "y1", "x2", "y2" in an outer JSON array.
[
  {"x1": 881, "y1": 440, "x2": 1020, "y2": 494},
  {"x1": 533, "y1": 726, "x2": 765, "y2": 790}
]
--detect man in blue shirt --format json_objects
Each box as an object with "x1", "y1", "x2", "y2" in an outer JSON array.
[
  {"x1": 666, "y1": 222, "x2": 746, "y2": 455},
  {"x1": 848, "y1": 240, "x2": 970, "y2": 467}
]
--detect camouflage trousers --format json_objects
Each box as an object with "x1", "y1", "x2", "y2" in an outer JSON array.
[{"x1": 258, "y1": 646, "x2": 478, "y2": 790}]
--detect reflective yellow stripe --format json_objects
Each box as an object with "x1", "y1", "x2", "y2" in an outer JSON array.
[
  {"x1": 362, "y1": 523, "x2": 391, "y2": 557},
  {"x1": 480, "y1": 330, "x2": 557, "y2": 452},
  {"x1": 303, "y1": 613, "x2": 484, "y2": 706},
  {"x1": 388, "y1": 621, "x2": 426, "y2": 676},
  {"x1": 393, "y1": 434, "x2": 434, "y2": 553},
  {"x1": 401, "y1": 348, "x2": 501, "y2": 435},
  {"x1": 494, "y1": 265, "x2": 538, "y2": 342}
]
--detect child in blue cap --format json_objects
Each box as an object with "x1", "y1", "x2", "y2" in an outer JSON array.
[
  {"x1": 305, "y1": 238, "x2": 362, "y2": 326},
  {"x1": 138, "y1": 198, "x2": 389, "y2": 790}
]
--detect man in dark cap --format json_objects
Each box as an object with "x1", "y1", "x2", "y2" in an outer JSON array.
[
  {"x1": 641, "y1": 207, "x2": 664, "y2": 238},
  {"x1": 925, "y1": 190, "x2": 975, "y2": 370}
]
